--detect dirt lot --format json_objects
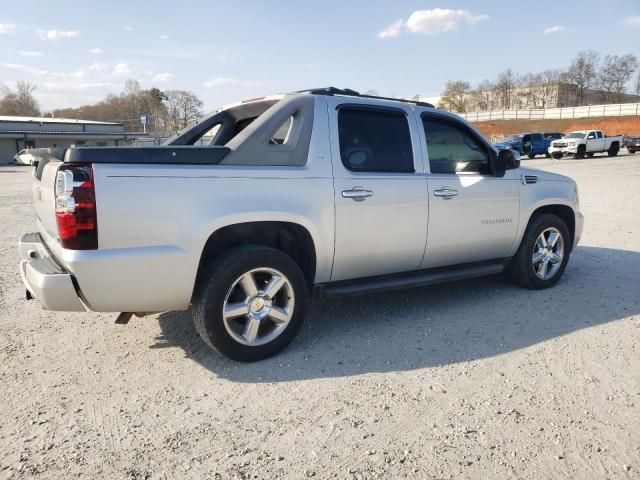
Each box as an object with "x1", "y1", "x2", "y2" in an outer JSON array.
[
  {"x1": 1, "y1": 153, "x2": 639, "y2": 479},
  {"x1": 474, "y1": 116, "x2": 640, "y2": 139}
]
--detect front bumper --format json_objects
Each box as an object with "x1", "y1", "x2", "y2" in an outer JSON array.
[
  {"x1": 573, "y1": 211, "x2": 584, "y2": 251},
  {"x1": 19, "y1": 232, "x2": 86, "y2": 311},
  {"x1": 548, "y1": 146, "x2": 578, "y2": 157}
]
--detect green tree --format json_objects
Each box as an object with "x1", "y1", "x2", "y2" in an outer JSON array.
[{"x1": 439, "y1": 81, "x2": 472, "y2": 113}]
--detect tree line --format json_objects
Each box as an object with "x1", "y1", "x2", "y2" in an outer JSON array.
[
  {"x1": 439, "y1": 50, "x2": 640, "y2": 113},
  {"x1": 0, "y1": 79, "x2": 204, "y2": 132}
]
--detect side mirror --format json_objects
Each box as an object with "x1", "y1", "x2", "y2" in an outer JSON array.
[{"x1": 492, "y1": 149, "x2": 519, "y2": 176}]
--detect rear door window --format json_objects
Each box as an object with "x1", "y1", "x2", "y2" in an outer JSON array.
[{"x1": 338, "y1": 107, "x2": 414, "y2": 173}]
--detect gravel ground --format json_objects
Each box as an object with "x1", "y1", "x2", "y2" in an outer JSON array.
[{"x1": 1, "y1": 153, "x2": 639, "y2": 479}]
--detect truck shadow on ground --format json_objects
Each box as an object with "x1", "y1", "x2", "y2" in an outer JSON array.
[{"x1": 152, "y1": 246, "x2": 640, "y2": 382}]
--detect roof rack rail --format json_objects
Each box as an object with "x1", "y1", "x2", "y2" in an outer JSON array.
[{"x1": 296, "y1": 87, "x2": 435, "y2": 109}]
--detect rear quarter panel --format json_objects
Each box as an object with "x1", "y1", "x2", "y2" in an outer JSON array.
[{"x1": 76, "y1": 162, "x2": 335, "y2": 312}]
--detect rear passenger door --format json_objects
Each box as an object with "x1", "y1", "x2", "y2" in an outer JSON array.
[
  {"x1": 327, "y1": 98, "x2": 428, "y2": 282},
  {"x1": 420, "y1": 113, "x2": 519, "y2": 269}
]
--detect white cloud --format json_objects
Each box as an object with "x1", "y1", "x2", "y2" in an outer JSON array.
[
  {"x1": 89, "y1": 47, "x2": 103, "y2": 54},
  {"x1": 0, "y1": 23, "x2": 17, "y2": 34},
  {"x1": 2, "y1": 62, "x2": 84, "y2": 80},
  {"x1": 622, "y1": 15, "x2": 640, "y2": 29},
  {"x1": 20, "y1": 51, "x2": 44, "y2": 57},
  {"x1": 159, "y1": 34, "x2": 169, "y2": 39},
  {"x1": 543, "y1": 25, "x2": 567, "y2": 35},
  {"x1": 37, "y1": 29, "x2": 80, "y2": 41},
  {"x1": 378, "y1": 8, "x2": 489, "y2": 38},
  {"x1": 124, "y1": 25, "x2": 135, "y2": 32},
  {"x1": 112, "y1": 63, "x2": 132, "y2": 75},
  {"x1": 152, "y1": 72, "x2": 174, "y2": 83},
  {"x1": 88, "y1": 61, "x2": 107, "y2": 72},
  {"x1": 202, "y1": 77, "x2": 263, "y2": 88}
]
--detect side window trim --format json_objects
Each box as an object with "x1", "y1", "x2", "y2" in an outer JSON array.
[
  {"x1": 337, "y1": 104, "x2": 416, "y2": 174},
  {"x1": 420, "y1": 112, "x2": 495, "y2": 176}
]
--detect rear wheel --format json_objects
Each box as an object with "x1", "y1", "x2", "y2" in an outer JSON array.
[
  {"x1": 608, "y1": 143, "x2": 619, "y2": 157},
  {"x1": 528, "y1": 153, "x2": 536, "y2": 159},
  {"x1": 508, "y1": 214, "x2": 570, "y2": 290},
  {"x1": 192, "y1": 245, "x2": 309, "y2": 362}
]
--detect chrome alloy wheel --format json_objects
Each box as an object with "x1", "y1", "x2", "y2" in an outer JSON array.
[
  {"x1": 222, "y1": 267, "x2": 295, "y2": 346},
  {"x1": 532, "y1": 227, "x2": 564, "y2": 280}
]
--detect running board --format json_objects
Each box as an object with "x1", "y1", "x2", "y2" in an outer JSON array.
[{"x1": 316, "y1": 261, "x2": 507, "y2": 297}]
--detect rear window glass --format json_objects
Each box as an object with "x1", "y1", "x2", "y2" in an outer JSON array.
[{"x1": 338, "y1": 107, "x2": 414, "y2": 173}]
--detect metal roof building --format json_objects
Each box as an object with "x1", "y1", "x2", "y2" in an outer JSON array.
[{"x1": 0, "y1": 116, "x2": 138, "y2": 164}]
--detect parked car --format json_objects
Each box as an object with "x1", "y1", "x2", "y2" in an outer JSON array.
[
  {"x1": 13, "y1": 149, "x2": 36, "y2": 166},
  {"x1": 623, "y1": 135, "x2": 640, "y2": 154},
  {"x1": 493, "y1": 132, "x2": 552, "y2": 159},
  {"x1": 548, "y1": 130, "x2": 623, "y2": 159},
  {"x1": 19, "y1": 88, "x2": 583, "y2": 362}
]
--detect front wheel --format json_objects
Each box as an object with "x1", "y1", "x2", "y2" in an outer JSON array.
[
  {"x1": 192, "y1": 245, "x2": 309, "y2": 362},
  {"x1": 574, "y1": 146, "x2": 586, "y2": 159},
  {"x1": 508, "y1": 214, "x2": 571, "y2": 289}
]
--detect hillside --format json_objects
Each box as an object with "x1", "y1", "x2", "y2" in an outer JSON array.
[{"x1": 472, "y1": 116, "x2": 640, "y2": 139}]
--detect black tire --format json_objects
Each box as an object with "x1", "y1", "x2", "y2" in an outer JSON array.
[
  {"x1": 608, "y1": 143, "x2": 619, "y2": 157},
  {"x1": 574, "y1": 145, "x2": 586, "y2": 159},
  {"x1": 629, "y1": 149, "x2": 637, "y2": 154},
  {"x1": 528, "y1": 153, "x2": 536, "y2": 159},
  {"x1": 551, "y1": 152, "x2": 563, "y2": 160},
  {"x1": 192, "y1": 245, "x2": 309, "y2": 362},
  {"x1": 508, "y1": 214, "x2": 571, "y2": 290},
  {"x1": 545, "y1": 153, "x2": 551, "y2": 158}
]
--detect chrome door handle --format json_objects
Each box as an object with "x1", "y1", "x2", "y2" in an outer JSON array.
[
  {"x1": 433, "y1": 187, "x2": 458, "y2": 198},
  {"x1": 342, "y1": 188, "x2": 373, "y2": 201}
]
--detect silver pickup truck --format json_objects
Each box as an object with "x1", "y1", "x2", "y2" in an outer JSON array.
[{"x1": 19, "y1": 88, "x2": 583, "y2": 361}]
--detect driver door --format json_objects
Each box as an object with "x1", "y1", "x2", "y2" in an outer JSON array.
[{"x1": 421, "y1": 113, "x2": 519, "y2": 269}]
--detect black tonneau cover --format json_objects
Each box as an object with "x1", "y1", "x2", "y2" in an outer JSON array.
[{"x1": 64, "y1": 146, "x2": 230, "y2": 165}]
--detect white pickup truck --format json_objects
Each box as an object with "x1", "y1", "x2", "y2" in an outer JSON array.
[
  {"x1": 19, "y1": 88, "x2": 583, "y2": 361},
  {"x1": 548, "y1": 130, "x2": 622, "y2": 159}
]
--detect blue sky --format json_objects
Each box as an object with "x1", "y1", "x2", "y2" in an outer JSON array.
[{"x1": 1, "y1": 0, "x2": 639, "y2": 113}]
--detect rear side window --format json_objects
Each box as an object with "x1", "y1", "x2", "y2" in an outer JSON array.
[
  {"x1": 422, "y1": 116, "x2": 490, "y2": 174},
  {"x1": 338, "y1": 107, "x2": 414, "y2": 173}
]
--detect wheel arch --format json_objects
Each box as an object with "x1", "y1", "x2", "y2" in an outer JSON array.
[
  {"x1": 527, "y1": 204, "x2": 576, "y2": 251},
  {"x1": 194, "y1": 221, "x2": 317, "y2": 295}
]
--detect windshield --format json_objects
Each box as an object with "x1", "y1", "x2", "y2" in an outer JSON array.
[
  {"x1": 502, "y1": 135, "x2": 522, "y2": 143},
  {"x1": 565, "y1": 132, "x2": 585, "y2": 139}
]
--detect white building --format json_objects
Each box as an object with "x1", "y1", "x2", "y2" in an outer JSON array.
[{"x1": 0, "y1": 116, "x2": 137, "y2": 164}]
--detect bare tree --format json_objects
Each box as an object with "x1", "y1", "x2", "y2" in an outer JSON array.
[
  {"x1": 470, "y1": 80, "x2": 495, "y2": 111},
  {"x1": 595, "y1": 54, "x2": 638, "y2": 103},
  {"x1": 495, "y1": 69, "x2": 518, "y2": 109},
  {"x1": 164, "y1": 90, "x2": 203, "y2": 129},
  {"x1": 564, "y1": 50, "x2": 600, "y2": 105},
  {"x1": 0, "y1": 81, "x2": 41, "y2": 116},
  {"x1": 439, "y1": 80, "x2": 472, "y2": 113}
]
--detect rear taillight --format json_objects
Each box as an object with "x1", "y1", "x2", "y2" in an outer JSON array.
[{"x1": 55, "y1": 164, "x2": 98, "y2": 250}]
